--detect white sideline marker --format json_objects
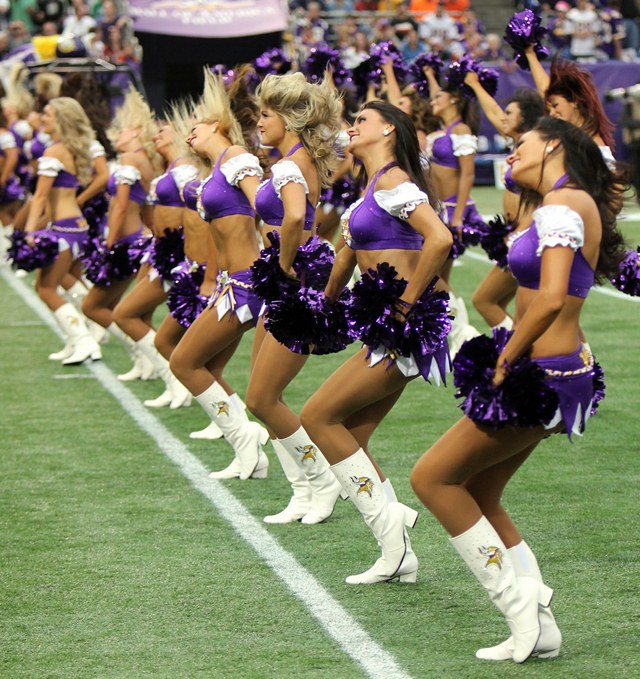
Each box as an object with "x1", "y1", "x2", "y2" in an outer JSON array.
[{"x1": 1, "y1": 268, "x2": 414, "y2": 679}]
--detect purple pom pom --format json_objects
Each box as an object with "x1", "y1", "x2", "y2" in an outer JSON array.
[
  {"x1": 82, "y1": 192, "x2": 109, "y2": 239},
  {"x1": 0, "y1": 176, "x2": 26, "y2": 204},
  {"x1": 409, "y1": 53, "x2": 443, "y2": 97},
  {"x1": 504, "y1": 9, "x2": 549, "y2": 71},
  {"x1": 479, "y1": 214, "x2": 516, "y2": 268},
  {"x1": 149, "y1": 228, "x2": 185, "y2": 281},
  {"x1": 265, "y1": 286, "x2": 354, "y2": 355},
  {"x1": 303, "y1": 45, "x2": 351, "y2": 88},
  {"x1": 254, "y1": 48, "x2": 291, "y2": 77},
  {"x1": 453, "y1": 328, "x2": 559, "y2": 428},
  {"x1": 167, "y1": 264, "x2": 208, "y2": 328},
  {"x1": 590, "y1": 360, "x2": 605, "y2": 417},
  {"x1": 250, "y1": 232, "x2": 334, "y2": 303},
  {"x1": 349, "y1": 264, "x2": 450, "y2": 362},
  {"x1": 444, "y1": 56, "x2": 500, "y2": 99},
  {"x1": 6, "y1": 230, "x2": 59, "y2": 271},
  {"x1": 210, "y1": 64, "x2": 236, "y2": 87},
  {"x1": 610, "y1": 247, "x2": 640, "y2": 296}
]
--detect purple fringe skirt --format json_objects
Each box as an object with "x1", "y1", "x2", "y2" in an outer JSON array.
[
  {"x1": 208, "y1": 268, "x2": 263, "y2": 326},
  {"x1": 49, "y1": 216, "x2": 90, "y2": 259},
  {"x1": 535, "y1": 346, "x2": 600, "y2": 439}
]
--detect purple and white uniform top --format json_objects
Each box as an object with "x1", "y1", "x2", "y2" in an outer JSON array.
[
  {"x1": 148, "y1": 162, "x2": 199, "y2": 208},
  {"x1": 197, "y1": 151, "x2": 261, "y2": 222},
  {"x1": 255, "y1": 145, "x2": 315, "y2": 231},
  {"x1": 106, "y1": 164, "x2": 147, "y2": 205},
  {"x1": 425, "y1": 119, "x2": 478, "y2": 170},
  {"x1": 0, "y1": 130, "x2": 17, "y2": 155}
]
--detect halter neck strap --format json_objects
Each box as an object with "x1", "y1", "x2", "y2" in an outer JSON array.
[
  {"x1": 549, "y1": 173, "x2": 570, "y2": 192},
  {"x1": 445, "y1": 119, "x2": 462, "y2": 134},
  {"x1": 368, "y1": 161, "x2": 399, "y2": 192},
  {"x1": 214, "y1": 147, "x2": 230, "y2": 170},
  {"x1": 285, "y1": 143, "x2": 303, "y2": 157}
]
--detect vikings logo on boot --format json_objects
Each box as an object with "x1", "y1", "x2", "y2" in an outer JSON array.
[
  {"x1": 350, "y1": 475, "x2": 374, "y2": 498},
  {"x1": 212, "y1": 400, "x2": 229, "y2": 416},
  {"x1": 296, "y1": 444, "x2": 318, "y2": 463},
  {"x1": 479, "y1": 545, "x2": 503, "y2": 570}
]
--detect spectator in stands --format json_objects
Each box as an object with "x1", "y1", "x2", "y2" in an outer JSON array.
[
  {"x1": 0, "y1": 1, "x2": 8, "y2": 33},
  {"x1": 32, "y1": 0, "x2": 67, "y2": 34},
  {"x1": 371, "y1": 17, "x2": 400, "y2": 45},
  {"x1": 547, "y1": 2, "x2": 572, "y2": 58},
  {"x1": 419, "y1": 1, "x2": 459, "y2": 52},
  {"x1": 390, "y1": 1, "x2": 420, "y2": 41},
  {"x1": 456, "y1": 7, "x2": 485, "y2": 37},
  {"x1": 484, "y1": 33, "x2": 507, "y2": 62},
  {"x1": 8, "y1": 0, "x2": 37, "y2": 36},
  {"x1": 103, "y1": 23, "x2": 136, "y2": 64},
  {"x1": 401, "y1": 27, "x2": 427, "y2": 62},
  {"x1": 63, "y1": 1, "x2": 97, "y2": 38},
  {"x1": 304, "y1": 1, "x2": 329, "y2": 42},
  {"x1": 565, "y1": 0, "x2": 602, "y2": 60},
  {"x1": 96, "y1": 0, "x2": 126, "y2": 44},
  {"x1": 619, "y1": 0, "x2": 639, "y2": 55},
  {"x1": 598, "y1": 1, "x2": 626, "y2": 60},
  {"x1": 341, "y1": 29, "x2": 370, "y2": 68},
  {"x1": 7, "y1": 21, "x2": 31, "y2": 50}
]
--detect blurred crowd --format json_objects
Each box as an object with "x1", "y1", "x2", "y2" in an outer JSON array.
[
  {"x1": 0, "y1": 0, "x2": 140, "y2": 66},
  {"x1": 288, "y1": 0, "x2": 640, "y2": 67}
]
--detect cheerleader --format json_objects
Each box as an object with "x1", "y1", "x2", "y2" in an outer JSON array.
[
  {"x1": 411, "y1": 118, "x2": 627, "y2": 662},
  {"x1": 111, "y1": 105, "x2": 202, "y2": 408},
  {"x1": 80, "y1": 88, "x2": 160, "y2": 365},
  {"x1": 299, "y1": 101, "x2": 453, "y2": 583},
  {"x1": 0, "y1": 106, "x2": 23, "y2": 227},
  {"x1": 423, "y1": 67, "x2": 485, "y2": 355},
  {"x1": 23, "y1": 97, "x2": 101, "y2": 365},
  {"x1": 169, "y1": 69, "x2": 270, "y2": 476},
  {"x1": 242, "y1": 72, "x2": 346, "y2": 523},
  {"x1": 463, "y1": 72, "x2": 544, "y2": 330},
  {"x1": 523, "y1": 48, "x2": 616, "y2": 165}
]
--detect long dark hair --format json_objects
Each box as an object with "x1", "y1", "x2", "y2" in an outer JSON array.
[
  {"x1": 441, "y1": 84, "x2": 480, "y2": 135},
  {"x1": 353, "y1": 100, "x2": 438, "y2": 207},
  {"x1": 546, "y1": 58, "x2": 615, "y2": 149},
  {"x1": 506, "y1": 87, "x2": 544, "y2": 136},
  {"x1": 523, "y1": 117, "x2": 626, "y2": 282}
]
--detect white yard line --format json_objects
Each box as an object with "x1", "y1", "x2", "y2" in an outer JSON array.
[{"x1": 1, "y1": 267, "x2": 414, "y2": 679}]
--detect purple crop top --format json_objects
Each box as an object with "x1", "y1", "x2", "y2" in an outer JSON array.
[
  {"x1": 197, "y1": 148, "x2": 260, "y2": 222},
  {"x1": 508, "y1": 202, "x2": 595, "y2": 299},
  {"x1": 148, "y1": 161, "x2": 198, "y2": 208},
  {"x1": 426, "y1": 120, "x2": 478, "y2": 170},
  {"x1": 37, "y1": 156, "x2": 80, "y2": 189},
  {"x1": 107, "y1": 164, "x2": 147, "y2": 205},
  {"x1": 341, "y1": 162, "x2": 428, "y2": 251},
  {"x1": 255, "y1": 143, "x2": 315, "y2": 230}
]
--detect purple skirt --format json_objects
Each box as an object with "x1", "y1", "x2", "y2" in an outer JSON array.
[
  {"x1": 535, "y1": 346, "x2": 600, "y2": 439},
  {"x1": 208, "y1": 268, "x2": 263, "y2": 326},
  {"x1": 441, "y1": 194, "x2": 487, "y2": 259},
  {"x1": 49, "y1": 216, "x2": 90, "y2": 259},
  {"x1": 367, "y1": 342, "x2": 451, "y2": 385}
]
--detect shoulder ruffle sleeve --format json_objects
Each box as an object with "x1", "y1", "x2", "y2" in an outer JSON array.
[
  {"x1": 271, "y1": 160, "x2": 309, "y2": 199},
  {"x1": 37, "y1": 156, "x2": 65, "y2": 177},
  {"x1": 113, "y1": 164, "x2": 142, "y2": 185},
  {"x1": 374, "y1": 182, "x2": 429, "y2": 220},
  {"x1": 220, "y1": 153, "x2": 263, "y2": 187},
  {"x1": 451, "y1": 134, "x2": 478, "y2": 157},
  {"x1": 533, "y1": 204, "x2": 585, "y2": 256}
]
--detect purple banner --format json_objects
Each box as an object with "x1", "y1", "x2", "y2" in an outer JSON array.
[{"x1": 128, "y1": 0, "x2": 288, "y2": 38}]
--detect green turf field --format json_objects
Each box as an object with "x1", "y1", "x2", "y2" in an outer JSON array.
[{"x1": 1, "y1": 189, "x2": 639, "y2": 678}]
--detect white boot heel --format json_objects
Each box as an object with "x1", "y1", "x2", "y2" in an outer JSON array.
[
  {"x1": 209, "y1": 450, "x2": 269, "y2": 480},
  {"x1": 402, "y1": 505, "x2": 419, "y2": 529},
  {"x1": 62, "y1": 335, "x2": 102, "y2": 365}
]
